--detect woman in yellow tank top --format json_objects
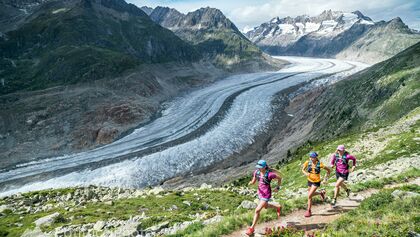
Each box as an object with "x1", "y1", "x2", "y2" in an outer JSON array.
[{"x1": 301, "y1": 151, "x2": 331, "y2": 217}]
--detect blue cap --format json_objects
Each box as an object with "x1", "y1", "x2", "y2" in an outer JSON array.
[
  {"x1": 309, "y1": 152, "x2": 318, "y2": 158},
  {"x1": 256, "y1": 160, "x2": 267, "y2": 169}
]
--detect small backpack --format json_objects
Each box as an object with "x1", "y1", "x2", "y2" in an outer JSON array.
[
  {"x1": 334, "y1": 152, "x2": 349, "y2": 169},
  {"x1": 255, "y1": 169, "x2": 272, "y2": 185},
  {"x1": 307, "y1": 160, "x2": 321, "y2": 174}
]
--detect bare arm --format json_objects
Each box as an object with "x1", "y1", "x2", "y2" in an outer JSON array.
[
  {"x1": 301, "y1": 164, "x2": 309, "y2": 177},
  {"x1": 323, "y1": 166, "x2": 331, "y2": 180},
  {"x1": 248, "y1": 175, "x2": 256, "y2": 186},
  {"x1": 349, "y1": 154, "x2": 357, "y2": 172},
  {"x1": 273, "y1": 175, "x2": 282, "y2": 192}
]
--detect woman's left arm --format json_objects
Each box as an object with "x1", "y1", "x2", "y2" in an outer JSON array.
[
  {"x1": 323, "y1": 166, "x2": 331, "y2": 181},
  {"x1": 273, "y1": 175, "x2": 282, "y2": 192}
]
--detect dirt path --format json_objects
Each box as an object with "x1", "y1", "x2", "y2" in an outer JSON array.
[{"x1": 224, "y1": 179, "x2": 419, "y2": 237}]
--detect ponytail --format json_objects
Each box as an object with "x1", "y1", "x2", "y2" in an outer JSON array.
[{"x1": 268, "y1": 166, "x2": 282, "y2": 178}]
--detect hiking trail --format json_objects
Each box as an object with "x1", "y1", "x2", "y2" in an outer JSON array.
[{"x1": 223, "y1": 178, "x2": 419, "y2": 237}]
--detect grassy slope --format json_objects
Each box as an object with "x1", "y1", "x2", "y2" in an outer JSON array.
[
  {"x1": 311, "y1": 41, "x2": 420, "y2": 141},
  {"x1": 319, "y1": 185, "x2": 419, "y2": 237}
]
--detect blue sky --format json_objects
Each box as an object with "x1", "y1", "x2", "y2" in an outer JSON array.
[{"x1": 128, "y1": 0, "x2": 420, "y2": 31}]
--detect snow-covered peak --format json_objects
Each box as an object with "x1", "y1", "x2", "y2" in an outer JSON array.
[
  {"x1": 246, "y1": 10, "x2": 375, "y2": 44},
  {"x1": 271, "y1": 17, "x2": 280, "y2": 24}
]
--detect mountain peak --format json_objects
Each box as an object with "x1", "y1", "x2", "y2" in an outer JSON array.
[
  {"x1": 140, "y1": 6, "x2": 153, "y2": 15},
  {"x1": 390, "y1": 17, "x2": 403, "y2": 24},
  {"x1": 318, "y1": 9, "x2": 342, "y2": 20},
  {"x1": 182, "y1": 7, "x2": 237, "y2": 31},
  {"x1": 386, "y1": 17, "x2": 411, "y2": 33},
  {"x1": 352, "y1": 10, "x2": 373, "y2": 22},
  {"x1": 149, "y1": 6, "x2": 184, "y2": 27}
]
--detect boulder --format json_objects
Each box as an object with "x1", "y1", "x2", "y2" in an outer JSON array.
[
  {"x1": 54, "y1": 226, "x2": 74, "y2": 237},
  {"x1": 104, "y1": 201, "x2": 113, "y2": 205},
  {"x1": 0, "y1": 205, "x2": 11, "y2": 213},
  {"x1": 34, "y1": 212, "x2": 61, "y2": 227},
  {"x1": 391, "y1": 190, "x2": 419, "y2": 200},
  {"x1": 146, "y1": 221, "x2": 170, "y2": 233},
  {"x1": 169, "y1": 205, "x2": 178, "y2": 211},
  {"x1": 148, "y1": 187, "x2": 165, "y2": 195},
  {"x1": 199, "y1": 183, "x2": 212, "y2": 190},
  {"x1": 237, "y1": 200, "x2": 257, "y2": 209},
  {"x1": 203, "y1": 215, "x2": 223, "y2": 225},
  {"x1": 21, "y1": 227, "x2": 50, "y2": 237},
  {"x1": 182, "y1": 201, "x2": 191, "y2": 207},
  {"x1": 94, "y1": 220, "x2": 106, "y2": 231}
]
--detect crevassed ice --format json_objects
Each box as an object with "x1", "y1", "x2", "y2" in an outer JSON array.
[{"x1": 0, "y1": 57, "x2": 369, "y2": 196}]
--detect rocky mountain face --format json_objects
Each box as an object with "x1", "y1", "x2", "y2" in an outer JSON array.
[
  {"x1": 145, "y1": 6, "x2": 273, "y2": 71},
  {"x1": 246, "y1": 10, "x2": 420, "y2": 63},
  {"x1": 139, "y1": 5, "x2": 152, "y2": 15},
  {"x1": 336, "y1": 17, "x2": 420, "y2": 63},
  {"x1": 0, "y1": 0, "x2": 198, "y2": 95}
]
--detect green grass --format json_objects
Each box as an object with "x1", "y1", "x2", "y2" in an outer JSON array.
[
  {"x1": 311, "y1": 43, "x2": 420, "y2": 141},
  {"x1": 318, "y1": 185, "x2": 420, "y2": 237},
  {"x1": 263, "y1": 185, "x2": 420, "y2": 237},
  {"x1": 350, "y1": 168, "x2": 419, "y2": 192},
  {"x1": 360, "y1": 122, "x2": 419, "y2": 169},
  {"x1": 0, "y1": 189, "x2": 248, "y2": 237}
]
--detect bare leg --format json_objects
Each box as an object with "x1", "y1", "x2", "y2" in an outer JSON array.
[
  {"x1": 267, "y1": 202, "x2": 282, "y2": 218},
  {"x1": 266, "y1": 202, "x2": 281, "y2": 209},
  {"x1": 251, "y1": 200, "x2": 267, "y2": 228},
  {"x1": 307, "y1": 185, "x2": 319, "y2": 211},
  {"x1": 334, "y1": 178, "x2": 345, "y2": 199},
  {"x1": 340, "y1": 181, "x2": 348, "y2": 190}
]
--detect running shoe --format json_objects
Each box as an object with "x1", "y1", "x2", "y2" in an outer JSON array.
[
  {"x1": 320, "y1": 189, "x2": 326, "y2": 201},
  {"x1": 331, "y1": 198, "x2": 337, "y2": 206},
  {"x1": 245, "y1": 227, "x2": 254, "y2": 236}
]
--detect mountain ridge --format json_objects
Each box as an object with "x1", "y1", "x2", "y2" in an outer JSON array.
[
  {"x1": 0, "y1": 0, "x2": 200, "y2": 94},
  {"x1": 144, "y1": 6, "x2": 277, "y2": 71},
  {"x1": 245, "y1": 10, "x2": 420, "y2": 63}
]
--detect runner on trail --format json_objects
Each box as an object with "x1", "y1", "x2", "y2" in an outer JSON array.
[
  {"x1": 330, "y1": 145, "x2": 357, "y2": 206},
  {"x1": 246, "y1": 160, "x2": 282, "y2": 236},
  {"x1": 301, "y1": 151, "x2": 331, "y2": 217}
]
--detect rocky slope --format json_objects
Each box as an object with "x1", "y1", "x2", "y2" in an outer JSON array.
[
  {"x1": 145, "y1": 6, "x2": 273, "y2": 71},
  {"x1": 336, "y1": 17, "x2": 420, "y2": 63},
  {"x1": 246, "y1": 10, "x2": 420, "y2": 63}
]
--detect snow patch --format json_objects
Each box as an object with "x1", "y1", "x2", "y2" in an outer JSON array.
[{"x1": 52, "y1": 8, "x2": 67, "y2": 14}]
